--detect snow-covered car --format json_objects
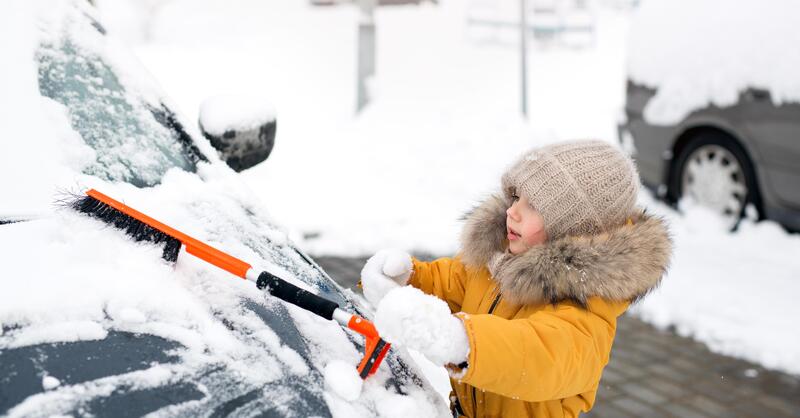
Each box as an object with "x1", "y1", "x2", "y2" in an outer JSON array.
[
  {"x1": 0, "y1": 1, "x2": 446, "y2": 417},
  {"x1": 618, "y1": 0, "x2": 800, "y2": 231}
]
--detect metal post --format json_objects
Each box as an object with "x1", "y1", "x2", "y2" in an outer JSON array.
[
  {"x1": 520, "y1": 0, "x2": 528, "y2": 118},
  {"x1": 357, "y1": 0, "x2": 377, "y2": 113}
]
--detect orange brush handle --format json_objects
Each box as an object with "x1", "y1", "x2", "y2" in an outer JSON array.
[{"x1": 86, "y1": 189, "x2": 252, "y2": 278}]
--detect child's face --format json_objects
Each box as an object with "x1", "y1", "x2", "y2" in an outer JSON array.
[{"x1": 506, "y1": 193, "x2": 548, "y2": 254}]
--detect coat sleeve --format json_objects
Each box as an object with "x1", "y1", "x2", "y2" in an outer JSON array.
[
  {"x1": 408, "y1": 257, "x2": 469, "y2": 313},
  {"x1": 457, "y1": 297, "x2": 628, "y2": 402}
]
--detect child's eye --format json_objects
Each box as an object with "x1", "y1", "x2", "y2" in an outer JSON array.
[{"x1": 511, "y1": 193, "x2": 520, "y2": 202}]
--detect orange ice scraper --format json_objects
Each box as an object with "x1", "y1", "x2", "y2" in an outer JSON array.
[{"x1": 71, "y1": 189, "x2": 390, "y2": 379}]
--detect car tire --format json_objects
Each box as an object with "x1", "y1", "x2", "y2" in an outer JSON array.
[{"x1": 669, "y1": 131, "x2": 761, "y2": 229}]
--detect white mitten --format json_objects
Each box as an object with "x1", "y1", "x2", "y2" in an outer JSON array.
[
  {"x1": 375, "y1": 287, "x2": 470, "y2": 366},
  {"x1": 360, "y1": 249, "x2": 413, "y2": 306}
]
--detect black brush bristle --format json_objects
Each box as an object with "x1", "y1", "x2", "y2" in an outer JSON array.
[{"x1": 70, "y1": 194, "x2": 182, "y2": 263}]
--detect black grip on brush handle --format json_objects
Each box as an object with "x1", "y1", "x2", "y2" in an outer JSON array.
[{"x1": 256, "y1": 271, "x2": 339, "y2": 320}]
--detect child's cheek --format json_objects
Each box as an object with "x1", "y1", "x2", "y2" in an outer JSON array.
[{"x1": 522, "y1": 222, "x2": 547, "y2": 247}]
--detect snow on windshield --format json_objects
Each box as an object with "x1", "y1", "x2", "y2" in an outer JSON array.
[
  {"x1": 36, "y1": 3, "x2": 205, "y2": 187},
  {"x1": 627, "y1": 0, "x2": 800, "y2": 125},
  {"x1": 0, "y1": 0, "x2": 217, "y2": 216}
]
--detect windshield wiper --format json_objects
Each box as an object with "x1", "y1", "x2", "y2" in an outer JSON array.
[{"x1": 148, "y1": 103, "x2": 209, "y2": 165}]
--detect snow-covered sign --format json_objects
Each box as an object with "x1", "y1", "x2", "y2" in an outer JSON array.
[{"x1": 627, "y1": 0, "x2": 800, "y2": 125}]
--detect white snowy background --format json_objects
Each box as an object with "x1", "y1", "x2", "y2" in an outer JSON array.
[{"x1": 22, "y1": 0, "x2": 800, "y2": 402}]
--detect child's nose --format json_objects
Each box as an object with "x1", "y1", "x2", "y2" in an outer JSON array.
[{"x1": 506, "y1": 204, "x2": 517, "y2": 219}]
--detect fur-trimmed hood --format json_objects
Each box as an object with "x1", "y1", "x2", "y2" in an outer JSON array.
[{"x1": 459, "y1": 194, "x2": 672, "y2": 307}]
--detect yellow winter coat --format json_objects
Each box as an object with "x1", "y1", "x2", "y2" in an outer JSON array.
[{"x1": 409, "y1": 195, "x2": 672, "y2": 418}]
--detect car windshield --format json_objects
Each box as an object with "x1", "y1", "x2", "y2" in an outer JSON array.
[{"x1": 36, "y1": 12, "x2": 206, "y2": 188}]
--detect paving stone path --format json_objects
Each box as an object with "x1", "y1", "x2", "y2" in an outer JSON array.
[{"x1": 313, "y1": 255, "x2": 800, "y2": 418}]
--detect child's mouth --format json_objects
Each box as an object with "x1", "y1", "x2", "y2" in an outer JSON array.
[{"x1": 507, "y1": 228, "x2": 521, "y2": 241}]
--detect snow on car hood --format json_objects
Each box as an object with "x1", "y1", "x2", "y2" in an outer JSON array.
[
  {"x1": 1, "y1": 170, "x2": 444, "y2": 417},
  {"x1": 0, "y1": 0, "x2": 446, "y2": 416},
  {"x1": 627, "y1": 0, "x2": 800, "y2": 125}
]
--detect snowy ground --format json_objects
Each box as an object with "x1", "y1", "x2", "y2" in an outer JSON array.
[{"x1": 101, "y1": 0, "x2": 800, "y2": 387}]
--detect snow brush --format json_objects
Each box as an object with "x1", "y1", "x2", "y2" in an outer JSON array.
[{"x1": 70, "y1": 189, "x2": 390, "y2": 379}]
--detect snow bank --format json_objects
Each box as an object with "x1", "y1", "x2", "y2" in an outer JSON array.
[
  {"x1": 632, "y1": 192, "x2": 800, "y2": 375},
  {"x1": 628, "y1": 0, "x2": 800, "y2": 125}
]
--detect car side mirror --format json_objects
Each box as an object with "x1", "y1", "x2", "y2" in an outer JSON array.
[{"x1": 198, "y1": 95, "x2": 276, "y2": 172}]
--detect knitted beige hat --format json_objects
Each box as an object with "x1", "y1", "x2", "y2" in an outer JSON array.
[{"x1": 501, "y1": 140, "x2": 640, "y2": 240}]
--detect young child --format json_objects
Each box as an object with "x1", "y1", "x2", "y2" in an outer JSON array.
[{"x1": 361, "y1": 140, "x2": 672, "y2": 418}]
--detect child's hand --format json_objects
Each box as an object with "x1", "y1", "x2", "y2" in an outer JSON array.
[
  {"x1": 360, "y1": 249, "x2": 413, "y2": 306},
  {"x1": 374, "y1": 287, "x2": 469, "y2": 366}
]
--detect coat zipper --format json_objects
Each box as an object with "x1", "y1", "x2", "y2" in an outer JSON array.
[
  {"x1": 471, "y1": 293, "x2": 501, "y2": 417},
  {"x1": 487, "y1": 293, "x2": 501, "y2": 314}
]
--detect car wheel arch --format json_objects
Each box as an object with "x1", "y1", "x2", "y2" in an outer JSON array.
[{"x1": 666, "y1": 125, "x2": 765, "y2": 219}]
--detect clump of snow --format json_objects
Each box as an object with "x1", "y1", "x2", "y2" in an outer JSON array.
[
  {"x1": 628, "y1": 0, "x2": 800, "y2": 125},
  {"x1": 199, "y1": 94, "x2": 276, "y2": 136},
  {"x1": 324, "y1": 360, "x2": 363, "y2": 401},
  {"x1": 42, "y1": 376, "x2": 61, "y2": 391},
  {"x1": 375, "y1": 287, "x2": 469, "y2": 365}
]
